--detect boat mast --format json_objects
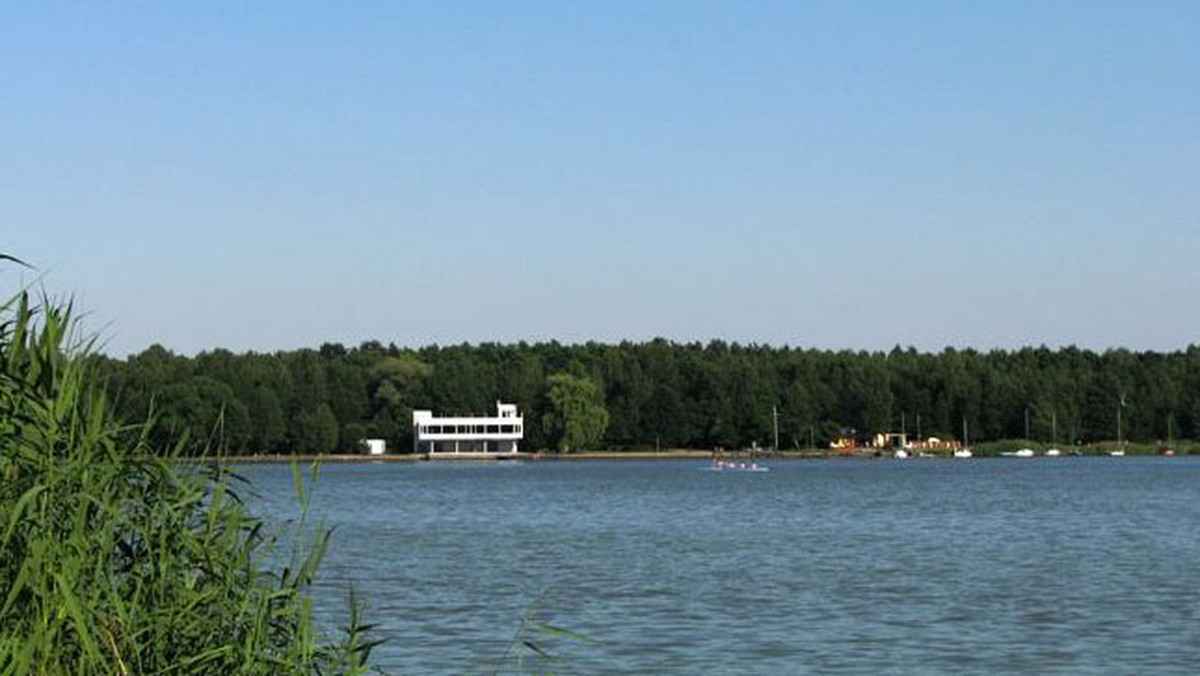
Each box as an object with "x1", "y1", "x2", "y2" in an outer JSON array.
[
  {"x1": 772, "y1": 406, "x2": 779, "y2": 453},
  {"x1": 1117, "y1": 393, "x2": 1125, "y2": 451}
]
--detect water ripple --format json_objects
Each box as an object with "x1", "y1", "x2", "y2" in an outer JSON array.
[{"x1": 245, "y1": 458, "x2": 1200, "y2": 674}]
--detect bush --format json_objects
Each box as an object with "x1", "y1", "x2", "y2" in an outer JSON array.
[{"x1": 0, "y1": 291, "x2": 379, "y2": 675}]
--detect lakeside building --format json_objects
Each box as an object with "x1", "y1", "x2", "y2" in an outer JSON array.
[
  {"x1": 870, "y1": 433, "x2": 961, "y2": 453},
  {"x1": 412, "y1": 402, "x2": 524, "y2": 454},
  {"x1": 830, "y1": 432, "x2": 962, "y2": 454}
]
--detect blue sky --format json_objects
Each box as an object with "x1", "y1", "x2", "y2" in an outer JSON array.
[{"x1": 2, "y1": 1, "x2": 1197, "y2": 357}]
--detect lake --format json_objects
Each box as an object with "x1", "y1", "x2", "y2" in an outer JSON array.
[{"x1": 243, "y1": 457, "x2": 1200, "y2": 675}]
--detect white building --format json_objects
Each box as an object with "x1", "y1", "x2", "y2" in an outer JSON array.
[
  {"x1": 362, "y1": 438, "x2": 386, "y2": 456},
  {"x1": 412, "y1": 401, "x2": 523, "y2": 454}
]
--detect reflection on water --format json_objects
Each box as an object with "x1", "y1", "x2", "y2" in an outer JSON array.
[{"x1": 244, "y1": 458, "x2": 1200, "y2": 675}]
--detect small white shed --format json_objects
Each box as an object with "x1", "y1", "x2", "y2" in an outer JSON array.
[{"x1": 363, "y1": 438, "x2": 386, "y2": 456}]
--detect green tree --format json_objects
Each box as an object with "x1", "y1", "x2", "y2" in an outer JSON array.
[
  {"x1": 248, "y1": 384, "x2": 286, "y2": 453},
  {"x1": 501, "y1": 350, "x2": 547, "y2": 449},
  {"x1": 369, "y1": 353, "x2": 432, "y2": 448},
  {"x1": 154, "y1": 376, "x2": 251, "y2": 454},
  {"x1": 325, "y1": 357, "x2": 371, "y2": 453},
  {"x1": 88, "y1": 331, "x2": 1200, "y2": 453},
  {"x1": 541, "y1": 372, "x2": 610, "y2": 453},
  {"x1": 293, "y1": 402, "x2": 339, "y2": 454}
]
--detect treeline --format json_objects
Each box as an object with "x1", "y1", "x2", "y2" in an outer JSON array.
[{"x1": 96, "y1": 340, "x2": 1200, "y2": 454}]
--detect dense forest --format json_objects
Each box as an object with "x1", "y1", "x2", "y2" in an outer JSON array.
[{"x1": 94, "y1": 340, "x2": 1200, "y2": 455}]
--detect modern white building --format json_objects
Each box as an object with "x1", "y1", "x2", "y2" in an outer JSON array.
[{"x1": 412, "y1": 401, "x2": 523, "y2": 454}]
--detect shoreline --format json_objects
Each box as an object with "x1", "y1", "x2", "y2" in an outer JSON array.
[
  {"x1": 198, "y1": 446, "x2": 1187, "y2": 464},
  {"x1": 209, "y1": 449, "x2": 876, "y2": 464},
  {"x1": 214, "y1": 450, "x2": 720, "y2": 464}
]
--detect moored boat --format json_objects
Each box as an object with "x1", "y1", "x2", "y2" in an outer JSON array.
[{"x1": 955, "y1": 418, "x2": 973, "y2": 458}]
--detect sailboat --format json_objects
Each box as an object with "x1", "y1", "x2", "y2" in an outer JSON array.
[
  {"x1": 1162, "y1": 415, "x2": 1177, "y2": 456},
  {"x1": 1045, "y1": 412, "x2": 1062, "y2": 457},
  {"x1": 893, "y1": 413, "x2": 910, "y2": 458},
  {"x1": 1110, "y1": 394, "x2": 1127, "y2": 456},
  {"x1": 1011, "y1": 406, "x2": 1034, "y2": 457},
  {"x1": 953, "y1": 418, "x2": 973, "y2": 458}
]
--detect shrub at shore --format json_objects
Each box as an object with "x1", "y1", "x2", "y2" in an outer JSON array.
[{"x1": 0, "y1": 290, "x2": 380, "y2": 675}]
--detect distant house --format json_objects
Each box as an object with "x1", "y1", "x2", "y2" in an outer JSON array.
[
  {"x1": 829, "y1": 436, "x2": 860, "y2": 453},
  {"x1": 871, "y1": 432, "x2": 961, "y2": 452},
  {"x1": 412, "y1": 402, "x2": 524, "y2": 454}
]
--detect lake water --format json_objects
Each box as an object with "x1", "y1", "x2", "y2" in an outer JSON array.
[{"x1": 243, "y1": 458, "x2": 1200, "y2": 675}]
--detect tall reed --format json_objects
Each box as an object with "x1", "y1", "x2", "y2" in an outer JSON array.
[{"x1": 0, "y1": 288, "x2": 380, "y2": 675}]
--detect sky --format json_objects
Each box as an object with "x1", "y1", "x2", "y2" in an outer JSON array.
[{"x1": 2, "y1": 1, "x2": 1198, "y2": 357}]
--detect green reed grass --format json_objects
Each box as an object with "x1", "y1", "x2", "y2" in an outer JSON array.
[{"x1": 0, "y1": 289, "x2": 380, "y2": 675}]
